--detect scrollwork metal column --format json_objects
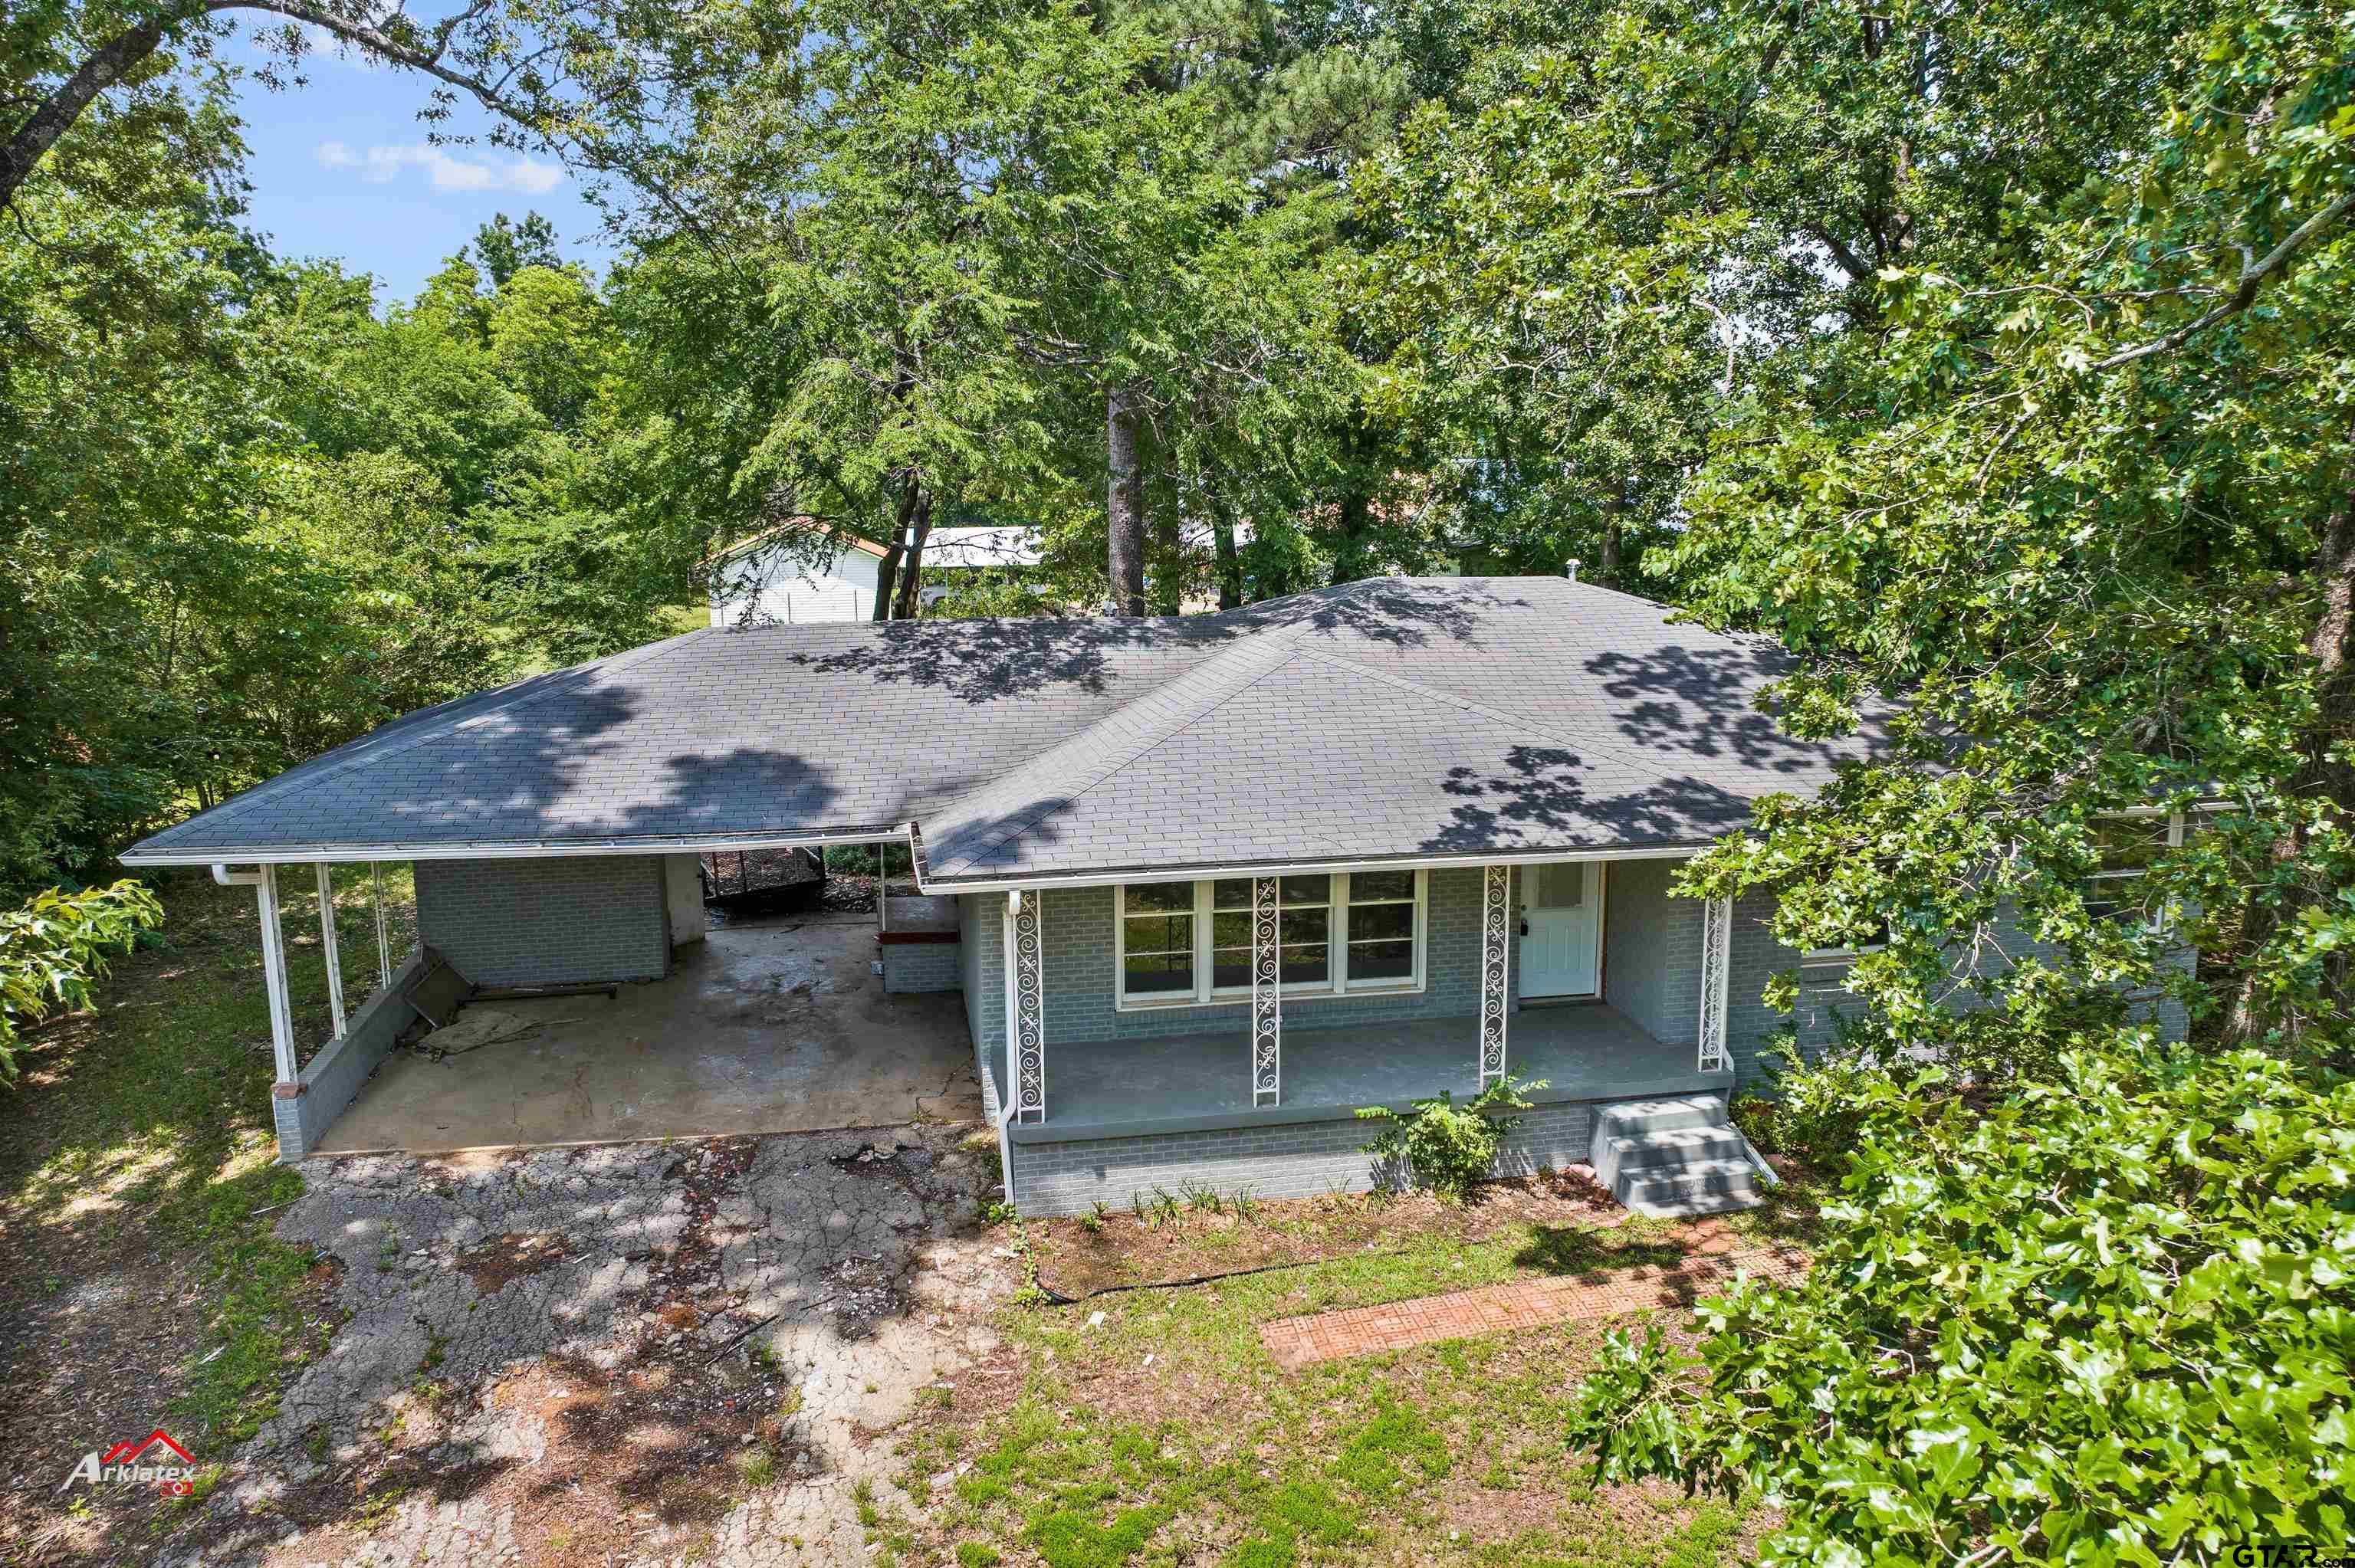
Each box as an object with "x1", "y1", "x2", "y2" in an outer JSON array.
[
  {"x1": 1480, "y1": 864, "x2": 1511, "y2": 1086},
  {"x1": 1698, "y1": 894, "x2": 1732, "y2": 1074},
  {"x1": 1252, "y1": 875, "x2": 1281, "y2": 1105},
  {"x1": 1007, "y1": 891, "x2": 1046, "y2": 1122}
]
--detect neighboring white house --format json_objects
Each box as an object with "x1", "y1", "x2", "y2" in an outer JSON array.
[{"x1": 708, "y1": 524, "x2": 1043, "y2": 627}]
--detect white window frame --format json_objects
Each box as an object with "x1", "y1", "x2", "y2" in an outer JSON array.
[
  {"x1": 1112, "y1": 871, "x2": 1429, "y2": 1010},
  {"x1": 2084, "y1": 809, "x2": 2186, "y2": 932}
]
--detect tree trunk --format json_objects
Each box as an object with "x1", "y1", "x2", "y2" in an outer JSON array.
[
  {"x1": 892, "y1": 490, "x2": 933, "y2": 620},
  {"x1": 870, "y1": 474, "x2": 924, "y2": 621},
  {"x1": 0, "y1": 15, "x2": 174, "y2": 209},
  {"x1": 1599, "y1": 478, "x2": 1626, "y2": 589},
  {"x1": 1212, "y1": 503, "x2": 1243, "y2": 610},
  {"x1": 2225, "y1": 477, "x2": 2355, "y2": 1045},
  {"x1": 1150, "y1": 492, "x2": 1182, "y2": 614},
  {"x1": 1106, "y1": 385, "x2": 1147, "y2": 616}
]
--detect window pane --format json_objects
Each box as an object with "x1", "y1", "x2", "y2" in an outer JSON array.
[
  {"x1": 1122, "y1": 914, "x2": 1191, "y2": 955},
  {"x1": 1123, "y1": 952, "x2": 1195, "y2": 993},
  {"x1": 1210, "y1": 955, "x2": 1252, "y2": 990},
  {"x1": 1536, "y1": 864, "x2": 1585, "y2": 908},
  {"x1": 1280, "y1": 944, "x2": 1329, "y2": 984},
  {"x1": 1350, "y1": 940, "x2": 1414, "y2": 981},
  {"x1": 2091, "y1": 818, "x2": 2167, "y2": 876},
  {"x1": 1352, "y1": 870, "x2": 1414, "y2": 904},
  {"x1": 1279, "y1": 874, "x2": 1330, "y2": 907},
  {"x1": 1348, "y1": 901, "x2": 1414, "y2": 943},
  {"x1": 1125, "y1": 881, "x2": 1194, "y2": 914},
  {"x1": 1282, "y1": 907, "x2": 1329, "y2": 945},
  {"x1": 1210, "y1": 910, "x2": 1252, "y2": 950},
  {"x1": 1213, "y1": 879, "x2": 1253, "y2": 910}
]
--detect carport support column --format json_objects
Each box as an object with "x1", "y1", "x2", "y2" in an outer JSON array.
[
  {"x1": 315, "y1": 864, "x2": 346, "y2": 1039},
  {"x1": 1480, "y1": 864, "x2": 1510, "y2": 1087},
  {"x1": 1697, "y1": 895, "x2": 1733, "y2": 1074},
  {"x1": 1251, "y1": 875, "x2": 1280, "y2": 1106},
  {"x1": 1004, "y1": 891, "x2": 1046, "y2": 1124},
  {"x1": 255, "y1": 867, "x2": 299, "y2": 1084}
]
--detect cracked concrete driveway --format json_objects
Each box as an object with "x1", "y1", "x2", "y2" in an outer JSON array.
[{"x1": 163, "y1": 1123, "x2": 1014, "y2": 1567}]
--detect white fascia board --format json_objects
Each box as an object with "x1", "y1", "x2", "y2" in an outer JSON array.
[
  {"x1": 915, "y1": 839, "x2": 1714, "y2": 895},
  {"x1": 120, "y1": 825, "x2": 912, "y2": 868}
]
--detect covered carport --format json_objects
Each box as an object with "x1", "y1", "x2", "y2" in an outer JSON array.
[{"x1": 113, "y1": 616, "x2": 1216, "y2": 1159}]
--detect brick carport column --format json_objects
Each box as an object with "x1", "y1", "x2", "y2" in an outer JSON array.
[{"x1": 1003, "y1": 890, "x2": 1046, "y2": 1123}]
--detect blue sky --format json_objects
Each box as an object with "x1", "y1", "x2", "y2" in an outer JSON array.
[{"x1": 214, "y1": 27, "x2": 617, "y2": 306}]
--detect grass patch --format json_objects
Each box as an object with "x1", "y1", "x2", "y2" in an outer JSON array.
[
  {"x1": 897, "y1": 1183, "x2": 1795, "y2": 1568},
  {"x1": 1, "y1": 869, "x2": 415, "y2": 1451}
]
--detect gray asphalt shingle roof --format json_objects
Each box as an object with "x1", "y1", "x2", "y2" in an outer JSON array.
[{"x1": 123, "y1": 578, "x2": 1887, "y2": 881}]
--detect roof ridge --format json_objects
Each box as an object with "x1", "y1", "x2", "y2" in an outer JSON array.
[
  {"x1": 148, "y1": 631, "x2": 714, "y2": 847},
  {"x1": 1287, "y1": 645, "x2": 1680, "y2": 777},
  {"x1": 921, "y1": 619, "x2": 1314, "y2": 877}
]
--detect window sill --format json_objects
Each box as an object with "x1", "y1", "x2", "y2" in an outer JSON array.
[{"x1": 1114, "y1": 981, "x2": 1427, "y2": 1014}]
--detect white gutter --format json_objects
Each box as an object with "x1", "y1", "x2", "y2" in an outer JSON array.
[
  {"x1": 917, "y1": 838, "x2": 1715, "y2": 896},
  {"x1": 122, "y1": 825, "x2": 910, "y2": 868}
]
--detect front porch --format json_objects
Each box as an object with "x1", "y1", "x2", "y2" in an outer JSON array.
[{"x1": 1012, "y1": 1001, "x2": 1726, "y2": 1144}]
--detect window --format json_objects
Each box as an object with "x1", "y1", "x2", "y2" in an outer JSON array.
[
  {"x1": 2084, "y1": 812, "x2": 2180, "y2": 927},
  {"x1": 1115, "y1": 871, "x2": 1427, "y2": 1008},
  {"x1": 1802, "y1": 920, "x2": 1889, "y2": 964}
]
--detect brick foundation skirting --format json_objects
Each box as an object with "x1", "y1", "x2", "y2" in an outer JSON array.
[{"x1": 1007, "y1": 1100, "x2": 1621, "y2": 1217}]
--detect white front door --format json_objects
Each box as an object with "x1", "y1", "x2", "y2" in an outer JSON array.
[{"x1": 1519, "y1": 862, "x2": 1601, "y2": 999}]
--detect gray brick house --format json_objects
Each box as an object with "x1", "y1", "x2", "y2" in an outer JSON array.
[{"x1": 120, "y1": 577, "x2": 2183, "y2": 1214}]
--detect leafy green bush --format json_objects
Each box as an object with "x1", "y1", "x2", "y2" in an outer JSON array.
[
  {"x1": 1567, "y1": 1039, "x2": 2355, "y2": 1564},
  {"x1": 1729, "y1": 1027, "x2": 1890, "y2": 1166},
  {"x1": 0, "y1": 880, "x2": 163, "y2": 1078},
  {"x1": 1356, "y1": 1074, "x2": 1547, "y2": 1202}
]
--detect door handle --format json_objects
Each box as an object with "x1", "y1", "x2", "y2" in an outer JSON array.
[{"x1": 1519, "y1": 917, "x2": 1529, "y2": 937}]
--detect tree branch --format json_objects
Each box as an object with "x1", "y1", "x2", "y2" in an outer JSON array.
[{"x1": 2088, "y1": 190, "x2": 2355, "y2": 371}]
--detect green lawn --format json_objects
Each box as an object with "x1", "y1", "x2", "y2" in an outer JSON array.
[
  {"x1": 2, "y1": 867, "x2": 414, "y2": 1445},
  {"x1": 887, "y1": 1215, "x2": 1783, "y2": 1567}
]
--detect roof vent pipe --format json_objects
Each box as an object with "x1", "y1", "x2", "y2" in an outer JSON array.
[{"x1": 1565, "y1": 559, "x2": 1581, "y2": 582}]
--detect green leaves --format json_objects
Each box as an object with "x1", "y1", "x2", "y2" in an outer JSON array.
[
  {"x1": 1355, "y1": 1073, "x2": 1547, "y2": 1202},
  {"x1": 0, "y1": 881, "x2": 162, "y2": 1080},
  {"x1": 1572, "y1": 1041, "x2": 2355, "y2": 1564}
]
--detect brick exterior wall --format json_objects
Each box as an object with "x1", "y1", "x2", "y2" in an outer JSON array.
[
  {"x1": 882, "y1": 939, "x2": 963, "y2": 994},
  {"x1": 960, "y1": 893, "x2": 1003, "y2": 1056},
  {"x1": 1030, "y1": 867, "x2": 1513, "y2": 1045},
  {"x1": 1009, "y1": 1098, "x2": 1624, "y2": 1216},
  {"x1": 1602, "y1": 859, "x2": 1701, "y2": 1045},
  {"x1": 414, "y1": 855, "x2": 671, "y2": 987}
]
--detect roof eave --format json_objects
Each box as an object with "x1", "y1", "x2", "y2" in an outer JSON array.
[
  {"x1": 120, "y1": 823, "x2": 915, "y2": 868},
  {"x1": 914, "y1": 838, "x2": 1725, "y2": 894}
]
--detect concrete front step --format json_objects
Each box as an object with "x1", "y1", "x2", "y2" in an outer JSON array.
[
  {"x1": 1618, "y1": 1158, "x2": 1766, "y2": 1218},
  {"x1": 1593, "y1": 1094, "x2": 1773, "y2": 1219}
]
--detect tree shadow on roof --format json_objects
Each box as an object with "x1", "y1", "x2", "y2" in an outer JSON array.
[
  {"x1": 770, "y1": 579, "x2": 1507, "y2": 704},
  {"x1": 1422, "y1": 747, "x2": 1756, "y2": 853},
  {"x1": 1585, "y1": 644, "x2": 1888, "y2": 774}
]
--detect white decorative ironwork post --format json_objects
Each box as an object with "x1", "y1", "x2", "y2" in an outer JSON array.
[
  {"x1": 1005, "y1": 891, "x2": 1046, "y2": 1123},
  {"x1": 1698, "y1": 894, "x2": 1733, "y2": 1073},
  {"x1": 1251, "y1": 875, "x2": 1281, "y2": 1105},
  {"x1": 1479, "y1": 864, "x2": 1511, "y2": 1086},
  {"x1": 315, "y1": 864, "x2": 346, "y2": 1039}
]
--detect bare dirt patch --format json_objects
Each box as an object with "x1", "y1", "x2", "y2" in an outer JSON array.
[{"x1": 455, "y1": 1232, "x2": 569, "y2": 1294}]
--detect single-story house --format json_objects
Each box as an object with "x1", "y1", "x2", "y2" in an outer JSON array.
[
  {"x1": 121, "y1": 577, "x2": 2185, "y2": 1215},
  {"x1": 708, "y1": 523, "x2": 1041, "y2": 625}
]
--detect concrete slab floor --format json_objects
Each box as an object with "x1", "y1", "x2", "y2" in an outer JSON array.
[{"x1": 317, "y1": 917, "x2": 983, "y2": 1155}]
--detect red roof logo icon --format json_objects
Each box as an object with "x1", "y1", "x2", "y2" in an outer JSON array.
[{"x1": 100, "y1": 1431, "x2": 193, "y2": 1465}]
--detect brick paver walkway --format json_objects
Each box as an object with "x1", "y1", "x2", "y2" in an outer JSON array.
[{"x1": 1260, "y1": 1243, "x2": 1808, "y2": 1370}]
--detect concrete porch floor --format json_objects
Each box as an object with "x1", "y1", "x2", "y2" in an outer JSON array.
[
  {"x1": 1015, "y1": 1001, "x2": 1729, "y2": 1143},
  {"x1": 317, "y1": 917, "x2": 984, "y2": 1155}
]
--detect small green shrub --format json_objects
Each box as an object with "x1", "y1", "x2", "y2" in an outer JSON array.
[{"x1": 1355, "y1": 1074, "x2": 1547, "y2": 1202}]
